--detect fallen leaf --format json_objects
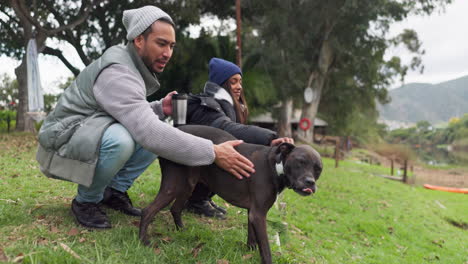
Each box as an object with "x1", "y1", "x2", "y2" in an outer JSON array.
[
  {"x1": 154, "y1": 248, "x2": 161, "y2": 255},
  {"x1": 216, "y1": 260, "x2": 229, "y2": 264},
  {"x1": 37, "y1": 237, "x2": 48, "y2": 246},
  {"x1": 50, "y1": 226, "x2": 60, "y2": 233},
  {"x1": 37, "y1": 215, "x2": 45, "y2": 220},
  {"x1": 12, "y1": 253, "x2": 24, "y2": 263},
  {"x1": 191, "y1": 242, "x2": 205, "y2": 258},
  {"x1": 432, "y1": 240, "x2": 444, "y2": 248},
  {"x1": 387, "y1": 226, "x2": 394, "y2": 234},
  {"x1": 59, "y1": 243, "x2": 81, "y2": 260},
  {"x1": 0, "y1": 248, "x2": 8, "y2": 262},
  {"x1": 161, "y1": 236, "x2": 172, "y2": 243},
  {"x1": 79, "y1": 238, "x2": 86, "y2": 243},
  {"x1": 67, "y1": 228, "x2": 79, "y2": 236},
  {"x1": 132, "y1": 220, "x2": 140, "y2": 227},
  {"x1": 242, "y1": 254, "x2": 253, "y2": 260}
]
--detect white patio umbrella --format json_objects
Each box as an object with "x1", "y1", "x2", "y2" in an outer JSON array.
[{"x1": 26, "y1": 38, "x2": 45, "y2": 122}]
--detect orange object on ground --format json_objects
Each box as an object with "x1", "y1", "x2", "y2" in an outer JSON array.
[{"x1": 423, "y1": 184, "x2": 468, "y2": 194}]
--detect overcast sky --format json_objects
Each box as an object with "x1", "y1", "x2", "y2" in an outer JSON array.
[
  {"x1": 386, "y1": 0, "x2": 468, "y2": 87},
  {"x1": 1, "y1": 0, "x2": 467, "y2": 93}
]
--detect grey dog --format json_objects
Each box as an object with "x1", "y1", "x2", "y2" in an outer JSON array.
[{"x1": 139, "y1": 125, "x2": 323, "y2": 264}]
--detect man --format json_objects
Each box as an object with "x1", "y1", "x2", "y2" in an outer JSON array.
[{"x1": 36, "y1": 6, "x2": 254, "y2": 229}]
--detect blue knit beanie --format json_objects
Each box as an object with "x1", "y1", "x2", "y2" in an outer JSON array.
[{"x1": 208, "y1": 58, "x2": 242, "y2": 86}]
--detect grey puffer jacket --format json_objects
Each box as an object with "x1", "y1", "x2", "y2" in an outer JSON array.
[
  {"x1": 186, "y1": 81, "x2": 277, "y2": 146},
  {"x1": 36, "y1": 43, "x2": 215, "y2": 187}
]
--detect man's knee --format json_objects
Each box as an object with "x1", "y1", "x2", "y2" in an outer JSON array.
[{"x1": 101, "y1": 124, "x2": 135, "y2": 162}]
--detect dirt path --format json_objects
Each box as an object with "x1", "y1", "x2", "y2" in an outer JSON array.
[
  {"x1": 412, "y1": 166, "x2": 468, "y2": 188},
  {"x1": 348, "y1": 149, "x2": 468, "y2": 188}
]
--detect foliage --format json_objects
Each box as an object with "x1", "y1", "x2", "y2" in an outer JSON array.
[
  {"x1": 386, "y1": 114, "x2": 468, "y2": 147},
  {"x1": 0, "y1": 133, "x2": 467, "y2": 263},
  {"x1": 240, "y1": 0, "x2": 451, "y2": 138},
  {"x1": 369, "y1": 142, "x2": 416, "y2": 161},
  {"x1": 0, "y1": 73, "x2": 18, "y2": 109},
  {"x1": 0, "y1": 0, "x2": 455, "y2": 135},
  {"x1": 0, "y1": 110, "x2": 16, "y2": 132},
  {"x1": 149, "y1": 32, "x2": 233, "y2": 100}
]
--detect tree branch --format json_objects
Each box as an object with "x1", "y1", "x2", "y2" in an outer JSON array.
[
  {"x1": 95, "y1": 5, "x2": 112, "y2": 48},
  {"x1": 14, "y1": 0, "x2": 104, "y2": 36},
  {"x1": 9, "y1": 0, "x2": 32, "y2": 41},
  {"x1": 43, "y1": 46, "x2": 81, "y2": 76}
]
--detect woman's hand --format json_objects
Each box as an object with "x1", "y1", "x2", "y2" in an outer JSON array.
[{"x1": 270, "y1": 137, "x2": 294, "y2": 146}]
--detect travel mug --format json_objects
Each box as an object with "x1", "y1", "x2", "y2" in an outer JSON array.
[{"x1": 171, "y1": 93, "x2": 188, "y2": 127}]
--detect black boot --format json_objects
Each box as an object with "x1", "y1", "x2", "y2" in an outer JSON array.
[
  {"x1": 71, "y1": 199, "x2": 111, "y2": 229},
  {"x1": 209, "y1": 199, "x2": 227, "y2": 215},
  {"x1": 101, "y1": 187, "x2": 141, "y2": 216},
  {"x1": 186, "y1": 200, "x2": 226, "y2": 220}
]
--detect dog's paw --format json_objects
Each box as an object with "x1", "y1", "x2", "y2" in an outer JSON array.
[
  {"x1": 246, "y1": 242, "x2": 257, "y2": 250},
  {"x1": 140, "y1": 237, "x2": 152, "y2": 247}
]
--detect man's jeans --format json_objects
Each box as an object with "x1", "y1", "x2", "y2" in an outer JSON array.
[{"x1": 76, "y1": 123, "x2": 157, "y2": 203}]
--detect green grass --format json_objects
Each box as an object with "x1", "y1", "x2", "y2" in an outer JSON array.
[{"x1": 0, "y1": 133, "x2": 467, "y2": 264}]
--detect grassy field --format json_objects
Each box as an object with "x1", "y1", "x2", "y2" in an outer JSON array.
[{"x1": 0, "y1": 133, "x2": 467, "y2": 264}]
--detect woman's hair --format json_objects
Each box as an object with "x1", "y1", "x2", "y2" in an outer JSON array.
[{"x1": 222, "y1": 81, "x2": 249, "y2": 124}]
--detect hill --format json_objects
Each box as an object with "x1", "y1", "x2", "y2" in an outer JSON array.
[{"x1": 378, "y1": 75, "x2": 468, "y2": 125}]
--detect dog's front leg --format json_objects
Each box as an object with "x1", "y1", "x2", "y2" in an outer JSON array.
[
  {"x1": 247, "y1": 209, "x2": 257, "y2": 249},
  {"x1": 140, "y1": 188, "x2": 177, "y2": 246},
  {"x1": 248, "y1": 208, "x2": 272, "y2": 264},
  {"x1": 170, "y1": 167, "x2": 201, "y2": 229}
]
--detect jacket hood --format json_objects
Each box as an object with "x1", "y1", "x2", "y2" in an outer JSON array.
[{"x1": 203, "y1": 81, "x2": 233, "y2": 106}]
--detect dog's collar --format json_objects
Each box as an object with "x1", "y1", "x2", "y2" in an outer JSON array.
[
  {"x1": 275, "y1": 153, "x2": 284, "y2": 176},
  {"x1": 275, "y1": 161, "x2": 284, "y2": 176}
]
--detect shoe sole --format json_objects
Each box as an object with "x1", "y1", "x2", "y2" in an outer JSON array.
[
  {"x1": 100, "y1": 203, "x2": 142, "y2": 217},
  {"x1": 185, "y1": 208, "x2": 226, "y2": 220},
  {"x1": 70, "y1": 208, "x2": 112, "y2": 229}
]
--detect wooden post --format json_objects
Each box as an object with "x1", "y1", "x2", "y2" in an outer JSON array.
[
  {"x1": 334, "y1": 138, "x2": 340, "y2": 168},
  {"x1": 6, "y1": 114, "x2": 11, "y2": 133},
  {"x1": 235, "y1": 0, "x2": 242, "y2": 68},
  {"x1": 390, "y1": 158, "x2": 394, "y2": 176},
  {"x1": 403, "y1": 159, "x2": 408, "y2": 183}
]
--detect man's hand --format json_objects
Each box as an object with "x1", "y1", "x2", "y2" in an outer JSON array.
[
  {"x1": 213, "y1": 140, "x2": 255, "y2": 180},
  {"x1": 270, "y1": 137, "x2": 294, "y2": 146},
  {"x1": 162, "y1": 91, "x2": 178, "y2": 116}
]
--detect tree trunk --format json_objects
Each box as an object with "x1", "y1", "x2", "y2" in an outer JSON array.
[
  {"x1": 14, "y1": 58, "x2": 34, "y2": 132},
  {"x1": 278, "y1": 98, "x2": 293, "y2": 137},
  {"x1": 15, "y1": 35, "x2": 47, "y2": 132},
  {"x1": 298, "y1": 71, "x2": 324, "y2": 142},
  {"x1": 298, "y1": 37, "x2": 334, "y2": 142}
]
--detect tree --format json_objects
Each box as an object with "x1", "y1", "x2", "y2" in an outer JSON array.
[
  {"x1": 242, "y1": 0, "x2": 451, "y2": 140},
  {"x1": 0, "y1": 0, "x2": 103, "y2": 131},
  {"x1": 1, "y1": 1, "x2": 237, "y2": 131}
]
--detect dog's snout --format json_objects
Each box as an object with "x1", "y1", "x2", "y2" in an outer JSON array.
[{"x1": 305, "y1": 178, "x2": 315, "y2": 186}]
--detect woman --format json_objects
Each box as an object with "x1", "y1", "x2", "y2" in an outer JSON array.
[{"x1": 185, "y1": 58, "x2": 293, "y2": 218}]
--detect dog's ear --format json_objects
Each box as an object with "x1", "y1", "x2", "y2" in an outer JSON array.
[{"x1": 275, "y1": 143, "x2": 295, "y2": 163}]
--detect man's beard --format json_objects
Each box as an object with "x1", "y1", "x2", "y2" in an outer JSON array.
[{"x1": 141, "y1": 54, "x2": 157, "y2": 74}]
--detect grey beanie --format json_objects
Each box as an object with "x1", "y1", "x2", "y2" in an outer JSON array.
[{"x1": 122, "y1": 5, "x2": 174, "y2": 41}]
